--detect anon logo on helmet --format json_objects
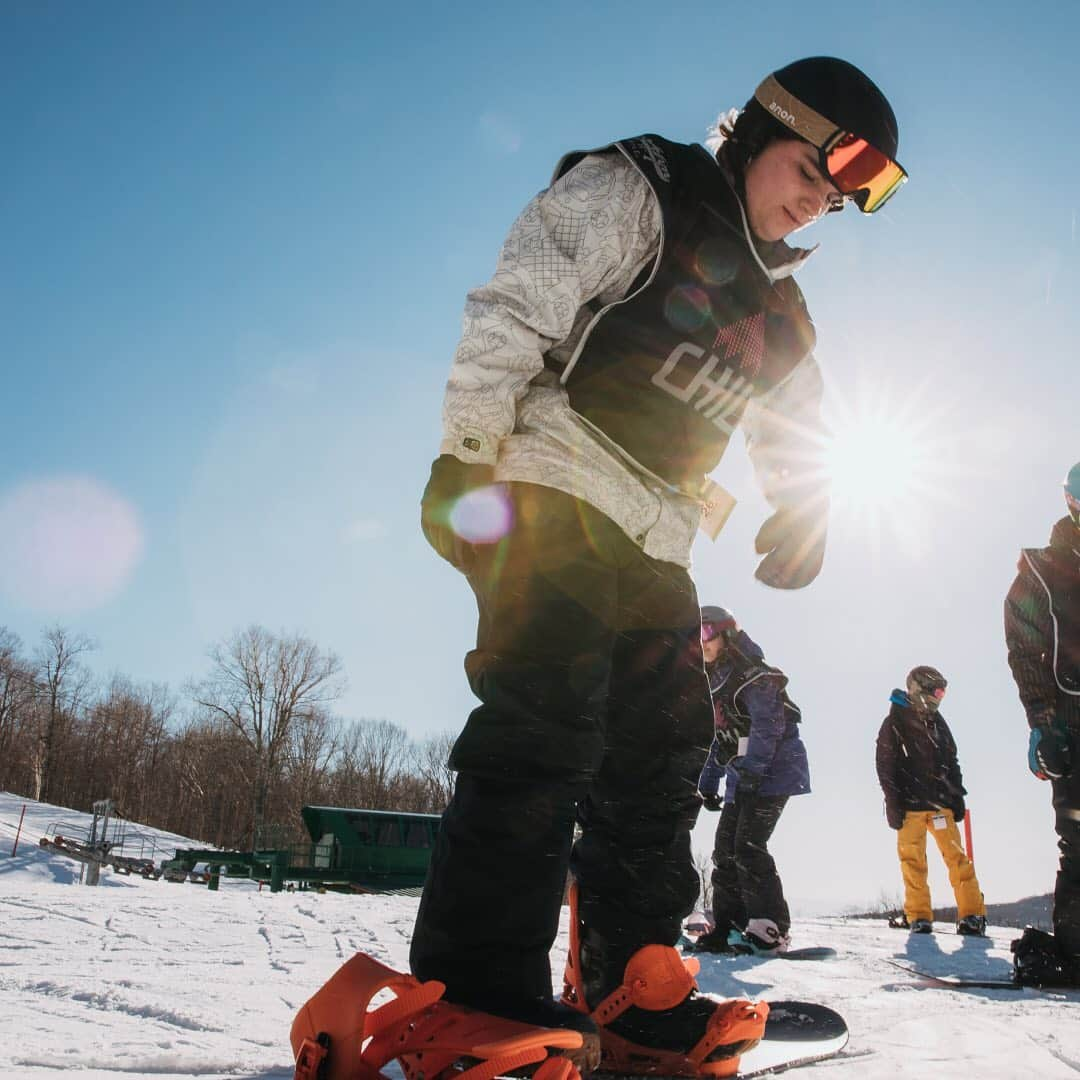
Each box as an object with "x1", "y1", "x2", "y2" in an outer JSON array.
[{"x1": 767, "y1": 100, "x2": 798, "y2": 127}]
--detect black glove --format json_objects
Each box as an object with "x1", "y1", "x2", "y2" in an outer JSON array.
[
  {"x1": 699, "y1": 791, "x2": 723, "y2": 813},
  {"x1": 420, "y1": 455, "x2": 497, "y2": 571},
  {"x1": 886, "y1": 805, "x2": 904, "y2": 831},
  {"x1": 753, "y1": 500, "x2": 829, "y2": 590},
  {"x1": 951, "y1": 806, "x2": 966, "y2": 825},
  {"x1": 1028, "y1": 721, "x2": 1073, "y2": 780}
]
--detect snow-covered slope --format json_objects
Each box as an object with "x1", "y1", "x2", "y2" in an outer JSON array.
[{"x1": 1, "y1": 792, "x2": 1078, "y2": 1079}]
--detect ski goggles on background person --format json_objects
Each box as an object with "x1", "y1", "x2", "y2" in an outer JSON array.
[
  {"x1": 754, "y1": 75, "x2": 908, "y2": 213},
  {"x1": 701, "y1": 622, "x2": 735, "y2": 643}
]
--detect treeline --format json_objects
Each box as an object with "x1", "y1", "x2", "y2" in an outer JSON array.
[{"x1": 0, "y1": 624, "x2": 456, "y2": 850}]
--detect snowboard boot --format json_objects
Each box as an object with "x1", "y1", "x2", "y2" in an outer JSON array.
[
  {"x1": 909, "y1": 919, "x2": 933, "y2": 935},
  {"x1": 290, "y1": 952, "x2": 597, "y2": 1080},
  {"x1": 724, "y1": 926, "x2": 791, "y2": 957},
  {"x1": 742, "y1": 919, "x2": 791, "y2": 955},
  {"x1": 956, "y1": 915, "x2": 987, "y2": 937},
  {"x1": 1011, "y1": 927, "x2": 1080, "y2": 988},
  {"x1": 688, "y1": 923, "x2": 739, "y2": 954},
  {"x1": 561, "y1": 884, "x2": 767, "y2": 1077},
  {"x1": 887, "y1": 912, "x2": 909, "y2": 930}
]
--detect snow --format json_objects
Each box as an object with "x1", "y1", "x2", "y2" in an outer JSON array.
[{"x1": 1, "y1": 791, "x2": 1078, "y2": 1079}]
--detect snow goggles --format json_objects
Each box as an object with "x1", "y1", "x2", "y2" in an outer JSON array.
[
  {"x1": 701, "y1": 620, "x2": 736, "y2": 643},
  {"x1": 754, "y1": 75, "x2": 908, "y2": 214}
]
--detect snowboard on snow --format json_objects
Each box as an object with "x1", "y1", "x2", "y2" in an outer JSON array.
[
  {"x1": 886, "y1": 958, "x2": 1079, "y2": 993},
  {"x1": 592, "y1": 1000, "x2": 849, "y2": 1079},
  {"x1": 683, "y1": 940, "x2": 837, "y2": 962},
  {"x1": 679, "y1": 934, "x2": 837, "y2": 961}
]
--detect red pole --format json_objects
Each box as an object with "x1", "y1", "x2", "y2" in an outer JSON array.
[
  {"x1": 11, "y1": 804, "x2": 27, "y2": 857},
  {"x1": 963, "y1": 810, "x2": 974, "y2": 865}
]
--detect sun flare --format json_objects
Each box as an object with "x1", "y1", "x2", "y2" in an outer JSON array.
[
  {"x1": 821, "y1": 380, "x2": 956, "y2": 552},
  {"x1": 825, "y1": 415, "x2": 930, "y2": 512}
]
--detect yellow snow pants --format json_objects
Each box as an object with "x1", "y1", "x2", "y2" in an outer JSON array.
[{"x1": 898, "y1": 810, "x2": 985, "y2": 923}]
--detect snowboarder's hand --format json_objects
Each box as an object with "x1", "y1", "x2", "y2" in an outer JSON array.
[
  {"x1": 420, "y1": 455, "x2": 498, "y2": 572},
  {"x1": 951, "y1": 806, "x2": 965, "y2": 825},
  {"x1": 753, "y1": 500, "x2": 829, "y2": 590},
  {"x1": 699, "y1": 791, "x2": 723, "y2": 813},
  {"x1": 886, "y1": 806, "x2": 904, "y2": 830},
  {"x1": 1028, "y1": 721, "x2": 1073, "y2": 781}
]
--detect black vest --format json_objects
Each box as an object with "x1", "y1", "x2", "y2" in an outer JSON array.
[
  {"x1": 1023, "y1": 522, "x2": 1080, "y2": 694},
  {"x1": 548, "y1": 135, "x2": 815, "y2": 490},
  {"x1": 710, "y1": 658, "x2": 802, "y2": 730}
]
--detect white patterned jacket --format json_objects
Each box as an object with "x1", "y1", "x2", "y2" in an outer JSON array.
[{"x1": 437, "y1": 146, "x2": 826, "y2": 570}]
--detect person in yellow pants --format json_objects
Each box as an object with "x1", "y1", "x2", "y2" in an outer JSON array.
[
  {"x1": 896, "y1": 810, "x2": 984, "y2": 929},
  {"x1": 876, "y1": 666, "x2": 987, "y2": 934}
]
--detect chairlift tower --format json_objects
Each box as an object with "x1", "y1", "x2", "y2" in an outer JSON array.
[{"x1": 83, "y1": 799, "x2": 116, "y2": 886}]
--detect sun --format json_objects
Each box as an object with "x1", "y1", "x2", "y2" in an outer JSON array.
[
  {"x1": 825, "y1": 414, "x2": 930, "y2": 512},
  {"x1": 821, "y1": 379, "x2": 954, "y2": 547}
]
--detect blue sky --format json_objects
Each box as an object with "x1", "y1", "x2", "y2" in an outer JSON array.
[{"x1": 3, "y1": 1, "x2": 1078, "y2": 909}]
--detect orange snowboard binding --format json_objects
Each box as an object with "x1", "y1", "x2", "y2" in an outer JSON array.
[
  {"x1": 561, "y1": 885, "x2": 767, "y2": 1077},
  {"x1": 291, "y1": 952, "x2": 590, "y2": 1080}
]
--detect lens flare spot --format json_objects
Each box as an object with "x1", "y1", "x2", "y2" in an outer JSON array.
[
  {"x1": 449, "y1": 486, "x2": 513, "y2": 544},
  {"x1": 694, "y1": 242, "x2": 738, "y2": 286},
  {"x1": 665, "y1": 286, "x2": 712, "y2": 334},
  {"x1": 0, "y1": 476, "x2": 144, "y2": 614}
]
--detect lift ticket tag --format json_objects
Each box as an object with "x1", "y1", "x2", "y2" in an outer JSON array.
[{"x1": 699, "y1": 479, "x2": 736, "y2": 541}]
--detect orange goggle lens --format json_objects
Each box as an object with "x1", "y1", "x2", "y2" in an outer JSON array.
[{"x1": 823, "y1": 134, "x2": 907, "y2": 214}]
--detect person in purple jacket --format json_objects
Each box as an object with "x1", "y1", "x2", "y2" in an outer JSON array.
[{"x1": 693, "y1": 606, "x2": 810, "y2": 954}]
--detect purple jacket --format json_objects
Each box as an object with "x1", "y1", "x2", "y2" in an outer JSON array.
[{"x1": 696, "y1": 630, "x2": 811, "y2": 801}]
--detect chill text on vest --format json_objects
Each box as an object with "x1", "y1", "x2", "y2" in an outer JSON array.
[{"x1": 651, "y1": 342, "x2": 755, "y2": 435}]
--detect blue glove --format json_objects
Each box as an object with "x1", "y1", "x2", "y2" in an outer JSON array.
[{"x1": 1028, "y1": 722, "x2": 1073, "y2": 780}]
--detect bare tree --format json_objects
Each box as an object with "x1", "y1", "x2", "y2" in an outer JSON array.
[
  {"x1": 331, "y1": 718, "x2": 414, "y2": 809},
  {"x1": 283, "y1": 709, "x2": 339, "y2": 813},
  {"x1": 192, "y1": 626, "x2": 344, "y2": 843},
  {"x1": 34, "y1": 625, "x2": 95, "y2": 803},
  {"x1": 0, "y1": 629, "x2": 35, "y2": 789},
  {"x1": 415, "y1": 730, "x2": 457, "y2": 811}
]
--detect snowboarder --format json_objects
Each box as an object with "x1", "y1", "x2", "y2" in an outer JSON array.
[
  {"x1": 1004, "y1": 462, "x2": 1080, "y2": 987},
  {"x1": 413, "y1": 56, "x2": 906, "y2": 1077},
  {"x1": 692, "y1": 607, "x2": 810, "y2": 955},
  {"x1": 875, "y1": 666, "x2": 986, "y2": 936}
]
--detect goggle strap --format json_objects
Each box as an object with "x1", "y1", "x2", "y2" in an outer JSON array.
[{"x1": 753, "y1": 75, "x2": 838, "y2": 149}]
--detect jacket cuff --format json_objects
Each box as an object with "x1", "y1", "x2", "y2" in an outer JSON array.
[{"x1": 440, "y1": 432, "x2": 500, "y2": 467}]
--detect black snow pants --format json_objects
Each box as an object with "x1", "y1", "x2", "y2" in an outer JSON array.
[
  {"x1": 1052, "y1": 761, "x2": 1080, "y2": 961},
  {"x1": 410, "y1": 483, "x2": 712, "y2": 1013},
  {"x1": 709, "y1": 795, "x2": 790, "y2": 935}
]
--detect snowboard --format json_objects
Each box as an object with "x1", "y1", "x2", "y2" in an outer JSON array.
[
  {"x1": 683, "y1": 940, "x2": 837, "y2": 961},
  {"x1": 592, "y1": 1000, "x2": 848, "y2": 1079},
  {"x1": 886, "y1": 958, "x2": 1079, "y2": 992},
  {"x1": 680, "y1": 935, "x2": 837, "y2": 961}
]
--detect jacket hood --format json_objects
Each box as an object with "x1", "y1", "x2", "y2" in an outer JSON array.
[
  {"x1": 730, "y1": 628, "x2": 765, "y2": 664},
  {"x1": 1049, "y1": 515, "x2": 1080, "y2": 553},
  {"x1": 707, "y1": 628, "x2": 765, "y2": 671}
]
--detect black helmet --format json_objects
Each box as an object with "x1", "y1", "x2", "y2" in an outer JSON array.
[
  {"x1": 908, "y1": 665, "x2": 947, "y2": 694},
  {"x1": 723, "y1": 57, "x2": 905, "y2": 213},
  {"x1": 700, "y1": 606, "x2": 738, "y2": 643},
  {"x1": 906, "y1": 665, "x2": 947, "y2": 711},
  {"x1": 767, "y1": 57, "x2": 899, "y2": 162}
]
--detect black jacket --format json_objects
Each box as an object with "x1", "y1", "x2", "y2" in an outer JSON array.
[
  {"x1": 1005, "y1": 516, "x2": 1080, "y2": 734},
  {"x1": 875, "y1": 690, "x2": 967, "y2": 829}
]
